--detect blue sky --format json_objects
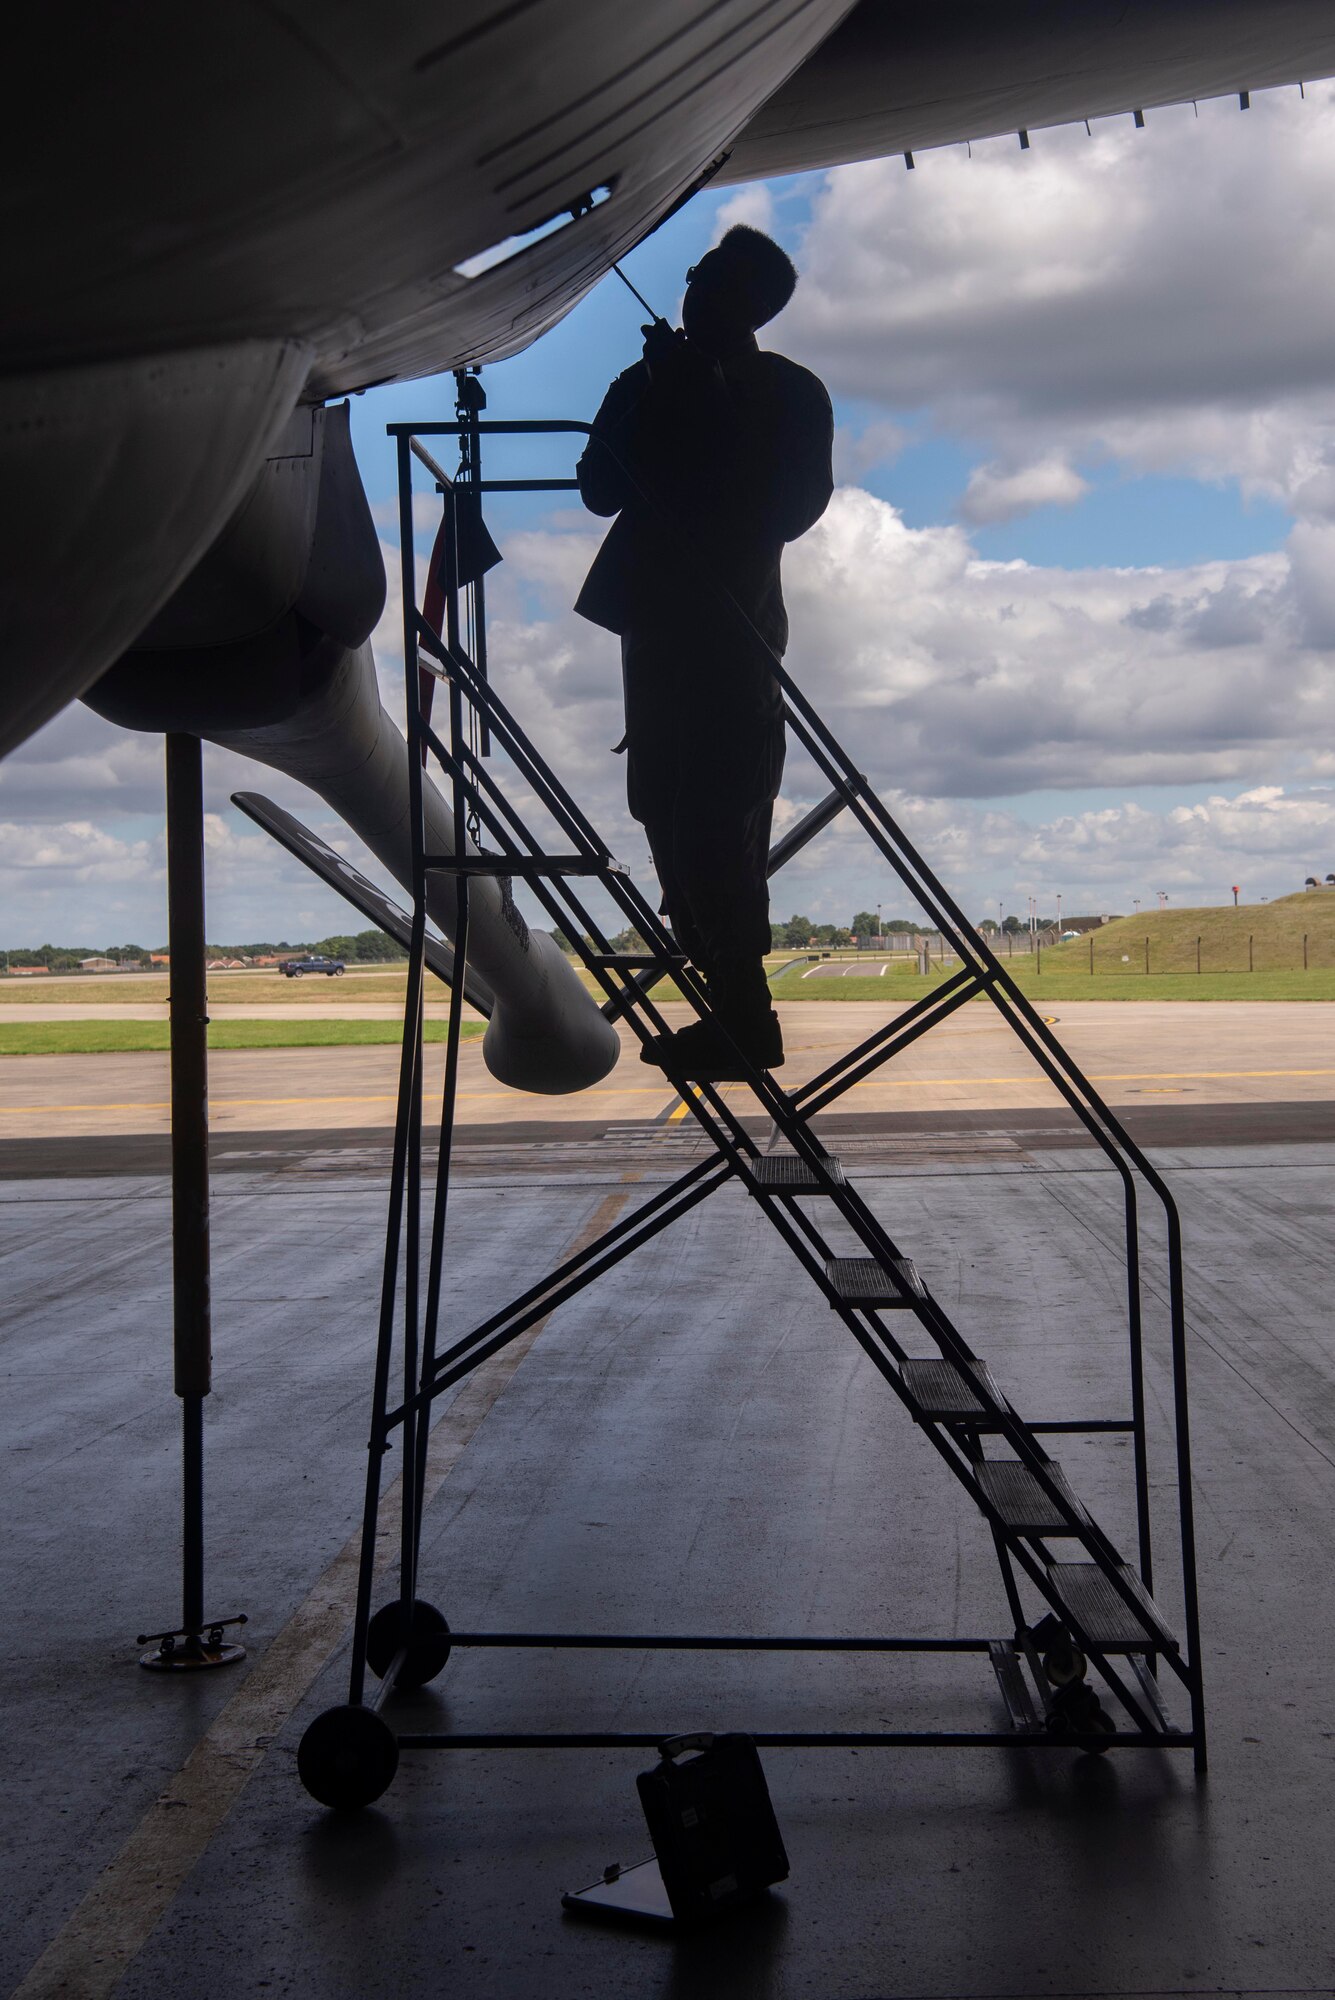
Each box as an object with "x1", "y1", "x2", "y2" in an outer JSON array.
[
  {"x1": 344, "y1": 105, "x2": 1334, "y2": 932},
  {"x1": 4, "y1": 86, "x2": 1335, "y2": 944}
]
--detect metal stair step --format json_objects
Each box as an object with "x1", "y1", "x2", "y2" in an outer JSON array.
[
  {"x1": 1129, "y1": 1655, "x2": 1174, "y2": 1729},
  {"x1": 988, "y1": 1640, "x2": 1041, "y2": 1732},
  {"x1": 1048, "y1": 1562, "x2": 1177, "y2": 1652},
  {"x1": 750, "y1": 1152, "x2": 847, "y2": 1193},
  {"x1": 826, "y1": 1255, "x2": 924, "y2": 1306},
  {"x1": 587, "y1": 952, "x2": 686, "y2": 968},
  {"x1": 976, "y1": 1459, "x2": 1087, "y2": 1533},
  {"x1": 423, "y1": 853, "x2": 626, "y2": 877},
  {"x1": 901, "y1": 1357, "x2": 1006, "y2": 1424}
]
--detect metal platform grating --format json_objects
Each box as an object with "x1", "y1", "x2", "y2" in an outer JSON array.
[
  {"x1": 1048, "y1": 1562, "x2": 1177, "y2": 1651},
  {"x1": 750, "y1": 1152, "x2": 846, "y2": 1192},
  {"x1": 901, "y1": 1358, "x2": 1005, "y2": 1423},
  {"x1": 826, "y1": 1255, "x2": 923, "y2": 1305},
  {"x1": 976, "y1": 1459, "x2": 1085, "y2": 1533}
]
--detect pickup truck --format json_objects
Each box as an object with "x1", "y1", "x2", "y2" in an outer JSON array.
[{"x1": 279, "y1": 955, "x2": 346, "y2": 978}]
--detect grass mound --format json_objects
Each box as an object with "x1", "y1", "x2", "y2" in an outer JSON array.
[{"x1": 1046, "y1": 890, "x2": 1335, "y2": 977}]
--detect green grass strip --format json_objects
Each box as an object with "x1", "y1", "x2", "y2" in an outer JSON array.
[
  {"x1": 0, "y1": 1019, "x2": 487, "y2": 1056},
  {"x1": 767, "y1": 964, "x2": 1335, "y2": 1003}
]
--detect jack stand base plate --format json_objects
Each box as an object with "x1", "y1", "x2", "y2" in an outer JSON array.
[
  {"x1": 137, "y1": 1615, "x2": 248, "y2": 1672},
  {"x1": 140, "y1": 1637, "x2": 246, "y2": 1672}
]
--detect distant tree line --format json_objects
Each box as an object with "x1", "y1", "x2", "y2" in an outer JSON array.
[
  {"x1": 550, "y1": 914, "x2": 997, "y2": 955},
  {"x1": 1, "y1": 941, "x2": 159, "y2": 971},
  {"x1": 1, "y1": 929, "x2": 407, "y2": 971},
  {"x1": 280, "y1": 931, "x2": 407, "y2": 963},
  {"x1": 547, "y1": 912, "x2": 1085, "y2": 960},
  {"x1": 770, "y1": 911, "x2": 944, "y2": 948}
]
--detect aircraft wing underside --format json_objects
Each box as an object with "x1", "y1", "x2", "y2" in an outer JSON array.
[
  {"x1": 722, "y1": 0, "x2": 1335, "y2": 183},
  {"x1": 4, "y1": 0, "x2": 1334, "y2": 763},
  {"x1": 8, "y1": 1, "x2": 1334, "y2": 402}
]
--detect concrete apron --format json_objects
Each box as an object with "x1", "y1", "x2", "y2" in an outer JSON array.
[{"x1": 3, "y1": 1135, "x2": 1333, "y2": 1997}]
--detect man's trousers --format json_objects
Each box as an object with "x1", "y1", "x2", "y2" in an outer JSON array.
[{"x1": 621, "y1": 628, "x2": 784, "y2": 1024}]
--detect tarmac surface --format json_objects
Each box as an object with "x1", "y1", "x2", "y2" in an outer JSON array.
[
  {"x1": 2, "y1": 1000, "x2": 1333, "y2": 1148},
  {"x1": 3, "y1": 1003, "x2": 1334, "y2": 1998},
  {"x1": 799, "y1": 957, "x2": 898, "y2": 976}
]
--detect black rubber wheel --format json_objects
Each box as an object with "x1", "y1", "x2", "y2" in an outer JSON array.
[
  {"x1": 297, "y1": 1704, "x2": 398, "y2": 1809},
  {"x1": 366, "y1": 1598, "x2": 452, "y2": 1691},
  {"x1": 1046, "y1": 1680, "x2": 1114, "y2": 1752}
]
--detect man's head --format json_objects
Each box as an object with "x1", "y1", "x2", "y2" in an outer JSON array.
[{"x1": 681, "y1": 225, "x2": 797, "y2": 355}]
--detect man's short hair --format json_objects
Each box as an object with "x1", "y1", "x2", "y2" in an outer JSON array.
[{"x1": 715, "y1": 224, "x2": 797, "y2": 327}]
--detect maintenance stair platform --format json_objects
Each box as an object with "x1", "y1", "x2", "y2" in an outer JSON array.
[{"x1": 283, "y1": 401, "x2": 1205, "y2": 1811}]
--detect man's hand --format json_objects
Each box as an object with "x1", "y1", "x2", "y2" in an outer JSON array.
[
  {"x1": 641, "y1": 319, "x2": 729, "y2": 399},
  {"x1": 640, "y1": 319, "x2": 689, "y2": 382}
]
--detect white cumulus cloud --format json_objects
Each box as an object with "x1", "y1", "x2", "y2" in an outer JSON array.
[
  {"x1": 782, "y1": 85, "x2": 1335, "y2": 511},
  {"x1": 960, "y1": 453, "x2": 1089, "y2": 523}
]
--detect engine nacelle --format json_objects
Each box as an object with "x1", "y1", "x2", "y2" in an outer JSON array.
[{"x1": 85, "y1": 401, "x2": 621, "y2": 1096}]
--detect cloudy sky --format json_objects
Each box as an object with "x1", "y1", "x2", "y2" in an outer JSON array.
[{"x1": 6, "y1": 82, "x2": 1335, "y2": 947}]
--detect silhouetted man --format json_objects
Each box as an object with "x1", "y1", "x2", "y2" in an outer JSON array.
[{"x1": 575, "y1": 225, "x2": 833, "y2": 1078}]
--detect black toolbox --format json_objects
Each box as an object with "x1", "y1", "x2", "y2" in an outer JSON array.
[{"x1": 634, "y1": 1732, "x2": 789, "y2": 1923}]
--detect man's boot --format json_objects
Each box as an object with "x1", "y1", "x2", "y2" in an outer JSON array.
[{"x1": 640, "y1": 955, "x2": 783, "y2": 1080}]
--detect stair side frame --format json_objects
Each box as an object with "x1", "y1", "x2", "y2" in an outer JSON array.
[{"x1": 343, "y1": 414, "x2": 1204, "y2": 1770}]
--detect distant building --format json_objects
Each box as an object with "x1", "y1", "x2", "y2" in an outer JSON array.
[
  {"x1": 79, "y1": 956, "x2": 117, "y2": 971},
  {"x1": 857, "y1": 932, "x2": 937, "y2": 951},
  {"x1": 8, "y1": 964, "x2": 48, "y2": 976},
  {"x1": 150, "y1": 952, "x2": 170, "y2": 965}
]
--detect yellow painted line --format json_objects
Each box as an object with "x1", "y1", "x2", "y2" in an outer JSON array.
[
  {"x1": 765, "y1": 1067, "x2": 1335, "y2": 1091},
  {"x1": 3, "y1": 1068, "x2": 1334, "y2": 1121},
  {"x1": 11, "y1": 1188, "x2": 633, "y2": 2000},
  {"x1": 668, "y1": 1085, "x2": 705, "y2": 1123},
  {"x1": 0, "y1": 1090, "x2": 657, "y2": 1115}
]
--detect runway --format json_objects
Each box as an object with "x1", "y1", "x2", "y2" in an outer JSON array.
[{"x1": 1, "y1": 1000, "x2": 1332, "y2": 1146}]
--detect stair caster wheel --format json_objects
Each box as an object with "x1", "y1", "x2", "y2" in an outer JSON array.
[
  {"x1": 366, "y1": 1597, "x2": 452, "y2": 1691},
  {"x1": 298, "y1": 1704, "x2": 399, "y2": 1809},
  {"x1": 1031, "y1": 1614, "x2": 1086, "y2": 1688},
  {"x1": 1046, "y1": 1680, "x2": 1115, "y2": 1754}
]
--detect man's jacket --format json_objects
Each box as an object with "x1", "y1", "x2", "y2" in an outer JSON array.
[{"x1": 574, "y1": 335, "x2": 833, "y2": 657}]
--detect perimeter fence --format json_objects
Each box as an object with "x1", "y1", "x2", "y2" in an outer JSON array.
[{"x1": 1062, "y1": 929, "x2": 1335, "y2": 976}]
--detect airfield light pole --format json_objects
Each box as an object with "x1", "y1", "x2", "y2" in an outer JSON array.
[{"x1": 138, "y1": 734, "x2": 245, "y2": 1671}]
